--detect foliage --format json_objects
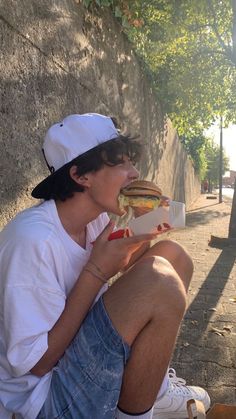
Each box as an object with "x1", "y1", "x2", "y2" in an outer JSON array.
[
  {"x1": 205, "y1": 138, "x2": 230, "y2": 186},
  {"x1": 125, "y1": 1, "x2": 236, "y2": 130},
  {"x1": 82, "y1": 0, "x2": 236, "y2": 174},
  {"x1": 180, "y1": 131, "x2": 208, "y2": 178},
  {"x1": 179, "y1": 131, "x2": 229, "y2": 181},
  {"x1": 82, "y1": 1, "x2": 236, "y2": 130},
  {"x1": 81, "y1": 0, "x2": 137, "y2": 28},
  {"x1": 83, "y1": 0, "x2": 236, "y2": 235},
  {"x1": 82, "y1": 0, "x2": 113, "y2": 7}
]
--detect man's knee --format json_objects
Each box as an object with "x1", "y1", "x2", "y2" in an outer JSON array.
[
  {"x1": 104, "y1": 256, "x2": 186, "y2": 345},
  {"x1": 137, "y1": 254, "x2": 174, "y2": 276},
  {"x1": 148, "y1": 239, "x2": 194, "y2": 279},
  {"x1": 135, "y1": 255, "x2": 187, "y2": 317},
  {"x1": 153, "y1": 239, "x2": 193, "y2": 263}
]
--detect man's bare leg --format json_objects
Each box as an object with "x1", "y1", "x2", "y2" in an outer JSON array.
[
  {"x1": 103, "y1": 240, "x2": 193, "y2": 414},
  {"x1": 139, "y1": 239, "x2": 194, "y2": 292}
]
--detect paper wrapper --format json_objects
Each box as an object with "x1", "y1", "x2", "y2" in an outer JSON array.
[
  {"x1": 187, "y1": 399, "x2": 236, "y2": 419},
  {"x1": 128, "y1": 201, "x2": 185, "y2": 235}
]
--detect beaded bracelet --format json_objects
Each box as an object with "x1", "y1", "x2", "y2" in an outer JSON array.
[{"x1": 83, "y1": 261, "x2": 108, "y2": 284}]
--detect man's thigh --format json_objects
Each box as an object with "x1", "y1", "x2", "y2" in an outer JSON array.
[
  {"x1": 103, "y1": 254, "x2": 182, "y2": 346},
  {"x1": 37, "y1": 297, "x2": 130, "y2": 419}
]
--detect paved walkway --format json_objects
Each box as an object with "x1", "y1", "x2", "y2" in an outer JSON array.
[{"x1": 166, "y1": 194, "x2": 236, "y2": 405}]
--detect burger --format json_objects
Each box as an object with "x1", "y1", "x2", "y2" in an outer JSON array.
[
  {"x1": 118, "y1": 180, "x2": 164, "y2": 214},
  {"x1": 107, "y1": 180, "x2": 169, "y2": 241}
]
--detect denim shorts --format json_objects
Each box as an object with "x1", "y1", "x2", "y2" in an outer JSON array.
[{"x1": 37, "y1": 296, "x2": 130, "y2": 419}]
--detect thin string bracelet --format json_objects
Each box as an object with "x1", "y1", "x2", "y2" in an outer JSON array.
[
  {"x1": 83, "y1": 263, "x2": 108, "y2": 284},
  {"x1": 88, "y1": 260, "x2": 106, "y2": 277}
]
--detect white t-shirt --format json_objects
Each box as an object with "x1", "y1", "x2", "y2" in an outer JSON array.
[{"x1": 0, "y1": 200, "x2": 110, "y2": 419}]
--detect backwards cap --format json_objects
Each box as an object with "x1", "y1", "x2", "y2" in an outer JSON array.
[{"x1": 32, "y1": 113, "x2": 119, "y2": 199}]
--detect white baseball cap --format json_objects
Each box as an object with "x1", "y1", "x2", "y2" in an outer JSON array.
[{"x1": 32, "y1": 113, "x2": 119, "y2": 198}]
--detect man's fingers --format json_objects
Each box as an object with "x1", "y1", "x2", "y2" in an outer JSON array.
[{"x1": 124, "y1": 232, "x2": 158, "y2": 246}]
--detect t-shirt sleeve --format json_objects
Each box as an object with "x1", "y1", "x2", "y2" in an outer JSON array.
[
  {"x1": 4, "y1": 286, "x2": 65, "y2": 377},
  {"x1": 2, "y1": 235, "x2": 66, "y2": 377}
]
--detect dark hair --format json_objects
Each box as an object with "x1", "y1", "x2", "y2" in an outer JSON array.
[{"x1": 44, "y1": 135, "x2": 142, "y2": 201}]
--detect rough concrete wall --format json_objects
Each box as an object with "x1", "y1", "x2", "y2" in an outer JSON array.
[{"x1": 0, "y1": 1, "x2": 200, "y2": 228}]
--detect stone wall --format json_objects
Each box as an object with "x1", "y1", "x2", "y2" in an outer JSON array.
[{"x1": 0, "y1": 1, "x2": 200, "y2": 228}]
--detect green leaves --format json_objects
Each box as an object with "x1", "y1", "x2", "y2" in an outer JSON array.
[
  {"x1": 205, "y1": 138, "x2": 230, "y2": 184},
  {"x1": 82, "y1": 0, "x2": 92, "y2": 8},
  {"x1": 126, "y1": 0, "x2": 236, "y2": 133},
  {"x1": 119, "y1": 0, "x2": 236, "y2": 171},
  {"x1": 82, "y1": 0, "x2": 113, "y2": 8},
  {"x1": 114, "y1": 6, "x2": 122, "y2": 18},
  {"x1": 82, "y1": 0, "x2": 235, "y2": 172}
]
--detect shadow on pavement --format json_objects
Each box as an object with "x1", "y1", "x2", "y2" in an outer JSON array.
[
  {"x1": 186, "y1": 246, "x2": 236, "y2": 327},
  {"x1": 172, "y1": 198, "x2": 235, "y2": 403},
  {"x1": 186, "y1": 210, "x2": 230, "y2": 228},
  {"x1": 187, "y1": 203, "x2": 219, "y2": 212}
]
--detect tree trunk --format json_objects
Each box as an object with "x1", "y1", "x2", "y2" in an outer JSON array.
[
  {"x1": 228, "y1": 178, "x2": 236, "y2": 238},
  {"x1": 232, "y1": 0, "x2": 236, "y2": 65}
]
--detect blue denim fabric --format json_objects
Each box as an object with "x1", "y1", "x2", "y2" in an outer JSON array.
[{"x1": 37, "y1": 297, "x2": 130, "y2": 419}]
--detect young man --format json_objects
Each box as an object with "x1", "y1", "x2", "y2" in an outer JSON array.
[{"x1": 0, "y1": 113, "x2": 210, "y2": 419}]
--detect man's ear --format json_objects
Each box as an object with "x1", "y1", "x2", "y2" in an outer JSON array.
[{"x1": 69, "y1": 165, "x2": 90, "y2": 188}]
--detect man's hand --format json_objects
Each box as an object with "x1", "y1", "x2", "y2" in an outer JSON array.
[{"x1": 89, "y1": 221, "x2": 158, "y2": 279}]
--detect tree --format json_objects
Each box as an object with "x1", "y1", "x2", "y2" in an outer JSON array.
[
  {"x1": 205, "y1": 139, "x2": 230, "y2": 189},
  {"x1": 125, "y1": 1, "x2": 236, "y2": 128},
  {"x1": 126, "y1": 0, "x2": 236, "y2": 239},
  {"x1": 229, "y1": 177, "x2": 236, "y2": 237},
  {"x1": 84, "y1": 1, "x2": 236, "y2": 129},
  {"x1": 84, "y1": 0, "x2": 236, "y2": 238}
]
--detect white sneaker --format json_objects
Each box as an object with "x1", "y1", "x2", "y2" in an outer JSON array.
[{"x1": 153, "y1": 368, "x2": 211, "y2": 419}]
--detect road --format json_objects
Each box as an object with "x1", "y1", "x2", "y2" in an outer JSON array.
[{"x1": 215, "y1": 187, "x2": 234, "y2": 200}]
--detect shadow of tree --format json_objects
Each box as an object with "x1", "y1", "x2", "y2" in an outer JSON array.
[
  {"x1": 1, "y1": 3, "x2": 167, "y2": 198},
  {"x1": 0, "y1": 1, "x2": 194, "y2": 227},
  {"x1": 0, "y1": 3, "x2": 167, "y2": 223},
  {"x1": 172, "y1": 246, "x2": 236, "y2": 403},
  {"x1": 186, "y1": 209, "x2": 230, "y2": 228},
  {"x1": 186, "y1": 247, "x2": 236, "y2": 326}
]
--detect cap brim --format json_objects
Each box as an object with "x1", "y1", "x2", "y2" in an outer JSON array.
[{"x1": 31, "y1": 165, "x2": 66, "y2": 199}]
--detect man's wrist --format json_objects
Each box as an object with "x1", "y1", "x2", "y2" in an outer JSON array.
[{"x1": 83, "y1": 261, "x2": 108, "y2": 284}]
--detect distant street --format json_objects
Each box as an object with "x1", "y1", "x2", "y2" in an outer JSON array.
[{"x1": 215, "y1": 187, "x2": 234, "y2": 199}]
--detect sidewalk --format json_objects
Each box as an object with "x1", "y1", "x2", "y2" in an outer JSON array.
[{"x1": 166, "y1": 193, "x2": 236, "y2": 405}]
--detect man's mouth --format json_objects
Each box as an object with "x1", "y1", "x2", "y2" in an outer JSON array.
[{"x1": 117, "y1": 192, "x2": 129, "y2": 215}]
